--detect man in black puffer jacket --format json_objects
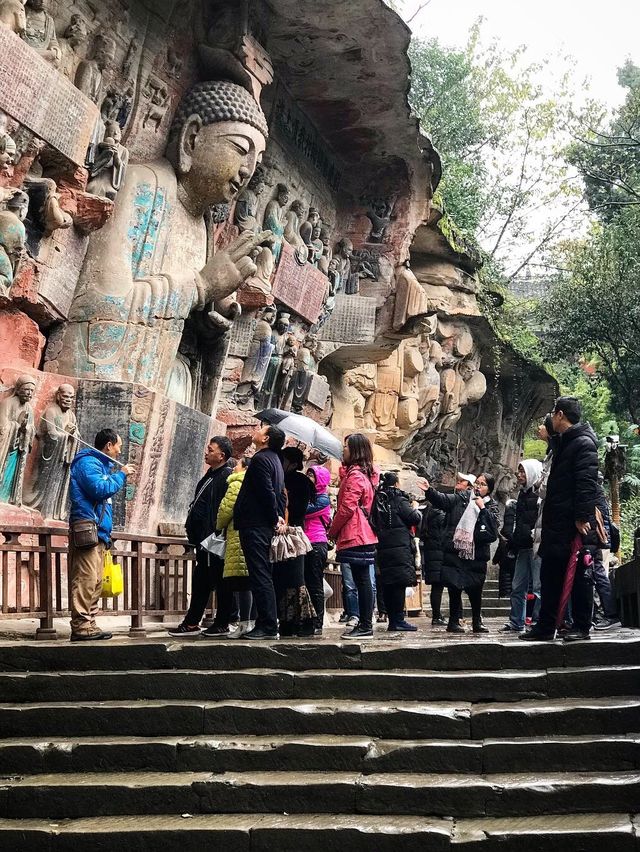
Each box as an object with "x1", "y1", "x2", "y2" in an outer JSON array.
[{"x1": 521, "y1": 397, "x2": 598, "y2": 642}]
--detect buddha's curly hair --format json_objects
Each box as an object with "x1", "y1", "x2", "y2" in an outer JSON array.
[{"x1": 170, "y1": 80, "x2": 269, "y2": 139}]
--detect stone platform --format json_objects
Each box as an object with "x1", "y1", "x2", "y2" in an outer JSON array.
[{"x1": 0, "y1": 627, "x2": 639, "y2": 850}]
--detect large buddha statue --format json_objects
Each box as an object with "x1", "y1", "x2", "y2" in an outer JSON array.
[{"x1": 52, "y1": 81, "x2": 271, "y2": 397}]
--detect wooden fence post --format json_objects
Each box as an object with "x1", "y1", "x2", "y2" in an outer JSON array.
[
  {"x1": 35, "y1": 532, "x2": 57, "y2": 641},
  {"x1": 129, "y1": 537, "x2": 146, "y2": 637}
]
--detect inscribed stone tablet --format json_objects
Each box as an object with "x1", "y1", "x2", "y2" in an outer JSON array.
[
  {"x1": 271, "y1": 243, "x2": 327, "y2": 324},
  {"x1": 228, "y1": 315, "x2": 255, "y2": 358},
  {"x1": 320, "y1": 294, "x2": 376, "y2": 344},
  {"x1": 306, "y1": 373, "x2": 329, "y2": 410},
  {"x1": 0, "y1": 28, "x2": 98, "y2": 165}
]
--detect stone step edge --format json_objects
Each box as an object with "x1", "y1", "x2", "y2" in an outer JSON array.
[{"x1": 0, "y1": 812, "x2": 635, "y2": 840}]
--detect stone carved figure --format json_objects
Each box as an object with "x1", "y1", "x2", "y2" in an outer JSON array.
[
  {"x1": 287, "y1": 333, "x2": 320, "y2": 413},
  {"x1": 86, "y1": 119, "x2": 129, "y2": 200},
  {"x1": 122, "y1": 30, "x2": 139, "y2": 78},
  {"x1": 366, "y1": 198, "x2": 394, "y2": 243},
  {"x1": 166, "y1": 45, "x2": 183, "y2": 79},
  {"x1": 309, "y1": 220, "x2": 323, "y2": 267},
  {"x1": 236, "y1": 306, "x2": 276, "y2": 408},
  {"x1": 0, "y1": 375, "x2": 36, "y2": 506},
  {"x1": 317, "y1": 225, "x2": 332, "y2": 276},
  {"x1": 24, "y1": 384, "x2": 78, "y2": 519},
  {"x1": 283, "y1": 199, "x2": 308, "y2": 264},
  {"x1": 54, "y1": 80, "x2": 271, "y2": 395},
  {"x1": 22, "y1": 0, "x2": 60, "y2": 64},
  {"x1": 0, "y1": 111, "x2": 17, "y2": 170},
  {"x1": 75, "y1": 33, "x2": 115, "y2": 104},
  {"x1": 392, "y1": 263, "x2": 431, "y2": 334},
  {"x1": 23, "y1": 176, "x2": 72, "y2": 236},
  {"x1": 0, "y1": 203, "x2": 26, "y2": 293},
  {"x1": 143, "y1": 82, "x2": 170, "y2": 133},
  {"x1": 364, "y1": 348, "x2": 403, "y2": 435},
  {"x1": 59, "y1": 13, "x2": 88, "y2": 81},
  {"x1": 299, "y1": 207, "x2": 320, "y2": 254},
  {"x1": 263, "y1": 183, "x2": 288, "y2": 264},
  {"x1": 259, "y1": 312, "x2": 290, "y2": 409},
  {"x1": 274, "y1": 332, "x2": 298, "y2": 409},
  {"x1": 328, "y1": 237, "x2": 354, "y2": 294},
  {"x1": 0, "y1": 0, "x2": 26, "y2": 34},
  {"x1": 234, "y1": 166, "x2": 265, "y2": 233}
]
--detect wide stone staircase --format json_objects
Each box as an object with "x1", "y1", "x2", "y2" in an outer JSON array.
[{"x1": 0, "y1": 634, "x2": 639, "y2": 850}]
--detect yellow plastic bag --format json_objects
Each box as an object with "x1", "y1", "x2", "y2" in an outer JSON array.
[{"x1": 101, "y1": 550, "x2": 123, "y2": 598}]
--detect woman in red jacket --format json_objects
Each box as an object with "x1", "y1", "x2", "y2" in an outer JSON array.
[{"x1": 328, "y1": 433, "x2": 379, "y2": 639}]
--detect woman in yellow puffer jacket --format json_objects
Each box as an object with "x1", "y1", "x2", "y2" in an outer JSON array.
[{"x1": 216, "y1": 458, "x2": 254, "y2": 637}]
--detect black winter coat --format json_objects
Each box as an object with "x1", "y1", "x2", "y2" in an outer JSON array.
[
  {"x1": 540, "y1": 422, "x2": 599, "y2": 560},
  {"x1": 419, "y1": 505, "x2": 446, "y2": 584},
  {"x1": 511, "y1": 487, "x2": 540, "y2": 551},
  {"x1": 494, "y1": 499, "x2": 517, "y2": 598},
  {"x1": 373, "y1": 488, "x2": 422, "y2": 586},
  {"x1": 425, "y1": 487, "x2": 499, "y2": 589},
  {"x1": 185, "y1": 462, "x2": 233, "y2": 545},
  {"x1": 233, "y1": 448, "x2": 286, "y2": 530}
]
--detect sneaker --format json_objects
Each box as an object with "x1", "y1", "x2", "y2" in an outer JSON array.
[
  {"x1": 563, "y1": 629, "x2": 591, "y2": 642},
  {"x1": 594, "y1": 617, "x2": 622, "y2": 631},
  {"x1": 446, "y1": 623, "x2": 466, "y2": 634},
  {"x1": 167, "y1": 623, "x2": 202, "y2": 637},
  {"x1": 388, "y1": 620, "x2": 418, "y2": 632},
  {"x1": 431, "y1": 616, "x2": 446, "y2": 626},
  {"x1": 70, "y1": 630, "x2": 113, "y2": 642},
  {"x1": 500, "y1": 623, "x2": 523, "y2": 633},
  {"x1": 201, "y1": 625, "x2": 231, "y2": 638},
  {"x1": 472, "y1": 623, "x2": 490, "y2": 634},
  {"x1": 519, "y1": 629, "x2": 556, "y2": 641},
  {"x1": 244, "y1": 627, "x2": 279, "y2": 640},
  {"x1": 341, "y1": 625, "x2": 374, "y2": 639},
  {"x1": 338, "y1": 612, "x2": 349, "y2": 623},
  {"x1": 228, "y1": 621, "x2": 253, "y2": 639},
  {"x1": 346, "y1": 616, "x2": 359, "y2": 628},
  {"x1": 313, "y1": 628, "x2": 324, "y2": 637}
]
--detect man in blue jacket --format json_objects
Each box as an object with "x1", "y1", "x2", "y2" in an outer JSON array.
[{"x1": 68, "y1": 429, "x2": 134, "y2": 641}]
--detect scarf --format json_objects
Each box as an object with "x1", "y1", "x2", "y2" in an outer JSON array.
[{"x1": 453, "y1": 497, "x2": 480, "y2": 560}]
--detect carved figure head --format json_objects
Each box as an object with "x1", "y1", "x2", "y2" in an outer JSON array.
[
  {"x1": 247, "y1": 165, "x2": 265, "y2": 193},
  {"x1": 0, "y1": 209, "x2": 26, "y2": 268},
  {"x1": 93, "y1": 34, "x2": 116, "y2": 71},
  {"x1": 276, "y1": 312, "x2": 290, "y2": 334},
  {"x1": 336, "y1": 237, "x2": 353, "y2": 260},
  {"x1": 56, "y1": 384, "x2": 75, "y2": 410},
  {"x1": 64, "y1": 13, "x2": 87, "y2": 47},
  {"x1": 308, "y1": 207, "x2": 320, "y2": 225},
  {"x1": 6, "y1": 191, "x2": 29, "y2": 222},
  {"x1": 276, "y1": 183, "x2": 289, "y2": 206},
  {"x1": 320, "y1": 225, "x2": 331, "y2": 246},
  {"x1": 103, "y1": 120, "x2": 122, "y2": 144},
  {"x1": 168, "y1": 81, "x2": 269, "y2": 210},
  {"x1": 312, "y1": 222, "x2": 322, "y2": 240},
  {"x1": 26, "y1": 0, "x2": 45, "y2": 11},
  {"x1": 15, "y1": 375, "x2": 36, "y2": 403},
  {"x1": 261, "y1": 305, "x2": 277, "y2": 326},
  {"x1": 290, "y1": 199, "x2": 305, "y2": 217}
]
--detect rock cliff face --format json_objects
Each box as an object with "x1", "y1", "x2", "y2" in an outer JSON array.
[{"x1": 0, "y1": 0, "x2": 553, "y2": 532}]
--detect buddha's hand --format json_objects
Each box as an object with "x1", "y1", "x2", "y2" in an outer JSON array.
[{"x1": 202, "y1": 230, "x2": 274, "y2": 300}]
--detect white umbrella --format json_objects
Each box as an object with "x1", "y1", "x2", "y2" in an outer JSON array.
[{"x1": 255, "y1": 408, "x2": 343, "y2": 460}]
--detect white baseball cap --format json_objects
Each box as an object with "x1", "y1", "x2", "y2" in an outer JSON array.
[{"x1": 457, "y1": 472, "x2": 476, "y2": 486}]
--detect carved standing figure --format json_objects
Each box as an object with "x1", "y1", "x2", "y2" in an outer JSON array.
[
  {"x1": 0, "y1": 0, "x2": 26, "y2": 34},
  {"x1": 22, "y1": 0, "x2": 60, "y2": 64},
  {"x1": 53, "y1": 80, "x2": 272, "y2": 395},
  {"x1": 0, "y1": 205, "x2": 26, "y2": 293},
  {"x1": 0, "y1": 375, "x2": 36, "y2": 506},
  {"x1": 287, "y1": 333, "x2": 320, "y2": 413},
  {"x1": 263, "y1": 183, "x2": 288, "y2": 264},
  {"x1": 58, "y1": 13, "x2": 88, "y2": 81},
  {"x1": 75, "y1": 33, "x2": 115, "y2": 104},
  {"x1": 284, "y1": 199, "x2": 308, "y2": 263},
  {"x1": 317, "y1": 225, "x2": 332, "y2": 276},
  {"x1": 366, "y1": 198, "x2": 394, "y2": 243},
  {"x1": 299, "y1": 207, "x2": 320, "y2": 254},
  {"x1": 24, "y1": 384, "x2": 78, "y2": 519},
  {"x1": 234, "y1": 166, "x2": 265, "y2": 233},
  {"x1": 328, "y1": 237, "x2": 353, "y2": 293},
  {"x1": 259, "y1": 312, "x2": 290, "y2": 409},
  {"x1": 86, "y1": 120, "x2": 129, "y2": 200},
  {"x1": 0, "y1": 111, "x2": 17, "y2": 169},
  {"x1": 236, "y1": 306, "x2": 276, "y2": 408}
]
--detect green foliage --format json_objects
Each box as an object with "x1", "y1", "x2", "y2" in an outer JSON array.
[
  {"x1": 567, "y1": 61, "x2": 640, "y2": 220},
  {"x1": 523, "y1": 437, "x2": 547, "y2": 461},
  {"x1": 620, "y1": 494, "x2": 640, "y2": 558}
]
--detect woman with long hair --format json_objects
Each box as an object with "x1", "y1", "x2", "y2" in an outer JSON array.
[
  {"x1": 418, "y1": 472, "x2": 499, "y2": 633},
  {"x1": 328, "y1": 433, "x2": 379, "y2": 639},
  {"x1": 372, "y1": 472, "x2": 422, "y2": 633}
]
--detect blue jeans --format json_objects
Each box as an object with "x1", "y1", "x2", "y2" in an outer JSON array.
[
  {"x1": 508, "y1": 548, "x2": 541, "y2": 629},
  {"x1": 341, "y1": 563, "x2": 376, "y2": 618}
]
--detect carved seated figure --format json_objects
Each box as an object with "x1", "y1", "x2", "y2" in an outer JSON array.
[
  {"x1": 0, "y1": 0, "x2": 26, "y2": 34},
  {"x1": 0, "y1": 110, "x2": 17, "y2": 170},
  {"x1": 283, "y1": 199, "x2": 308, "y2": 264},
  {"x1": 0, "y1": 204, "x2": 26, "y2": 293},
  {"x1": 52, "y1": 80, "x2": 271, "y2": 395},
  {"x1": 22, "y1": 0, "x2": 60, "y2": 65},
  {"x1": 86, "y1": 120, "x2": 130, "y2": 200}
]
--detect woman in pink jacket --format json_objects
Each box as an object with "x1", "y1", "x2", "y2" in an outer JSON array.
[
  {"x1": 328, "y1": 434, "x2": 379, "y2": 639},
  {"x1": 304, "y1": 465, "x2": 332, "y2": 635}
]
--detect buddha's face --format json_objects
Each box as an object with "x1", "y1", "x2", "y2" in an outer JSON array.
[
  {"x1": 66, "y1": 16, "x2": 87, "y2": 46},
  {"x1": 183, "y1": 121, "x2": 267, "y2": 209},
  {"x1": 57, "y1": 385, "x2": 75, "y2": 411}
]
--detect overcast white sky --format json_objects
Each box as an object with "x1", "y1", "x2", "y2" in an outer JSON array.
[{"x1": 402, "y1": 0, "x2": 640, "y2": 108}]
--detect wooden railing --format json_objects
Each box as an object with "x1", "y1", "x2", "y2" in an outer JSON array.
[
  {"x1": 0, "y1": 525, "x2": 346, "y2": 640},
  {"x1": 614, "y1": 557, "x2": 640, "y2": 628}
]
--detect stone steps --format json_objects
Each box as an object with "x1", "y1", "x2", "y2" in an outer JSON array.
[
  {"x1": 1, "y1": 665, "x2": 639, "y2": 702},
  {"x1": 1, "y1": 733, "x2": 639, "y2": 775},
  {"x1": 1, "y1": 813, "x2": 637, "y2": 852},
  {"x1": 2, "y1": 770, "x2": 640, "y2": 820},
  {"x1": 2, "y1": 696, "x2": 640, "y2": 740},
  {"x1": 0, "y1": 638, "x2": 638, "y2": 849}
]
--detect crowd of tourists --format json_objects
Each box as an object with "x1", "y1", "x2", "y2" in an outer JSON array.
[{"x1": 65, "y1": 395, "x2": 620, "y2": 642}]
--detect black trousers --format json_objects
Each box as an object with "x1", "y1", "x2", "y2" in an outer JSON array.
[
  {"x1": 304, "y1": 543, "x2": 328, "y2": 629},
  {"x1": 382, "y1": 583, "x2": 406, "y2": 623},
  {"x1": 184, "y1": 550, "x2": 235, "y2": 627},
  {"x1": 538, "y1": 547, "x2": 594, "y2": 634},
  {"x1": 348, "y1": 561, "x2": 374, "y2": 630},
  {"x1": 447, "y1": 583, "x2": 483, "y2": 626},
  {"x1": 239, "y1": 526, "x2": 277, "y2": 634},
  {"x1": 430, "y1": 582, "x2": 444, "y2": 618}
]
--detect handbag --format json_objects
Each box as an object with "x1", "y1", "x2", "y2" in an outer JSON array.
[
  {"x1": 101, "y1": 550, "x2": 123, "y2": 597},
  {"x1": 71, "y1": 502, "x2": 107, "y2": 549},
  {"x1": 270, "y1": 525, "x2": 312, "y2": 562},
  {"x1": 200, "y1": 531, "x2": 227, "y2": 558}
]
